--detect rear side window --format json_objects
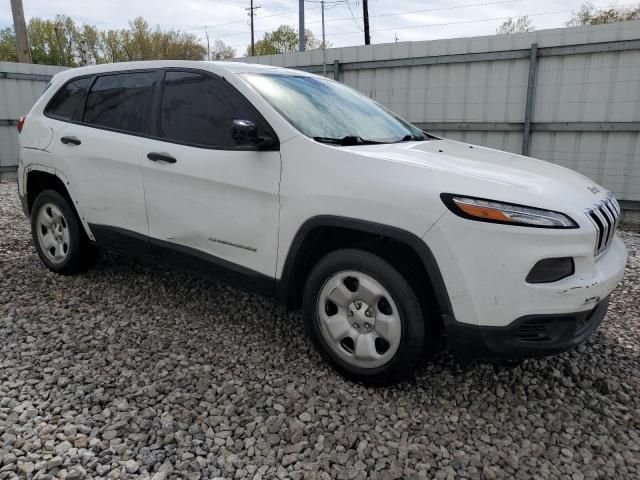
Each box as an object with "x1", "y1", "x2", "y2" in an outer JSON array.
[
  {"x1": 83, "y1": 72, "x2": 156, "y2": 135},
  {"x1": 45, "y1": 77, "x2": 93, "y2": 121},
  {"x1": 159, "y1": 70, "x2": 266, "y2": 148}
]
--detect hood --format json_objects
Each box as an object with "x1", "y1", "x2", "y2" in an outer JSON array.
[{"x1": 343, "y1": 139, "x2": 609, "y2": 213}]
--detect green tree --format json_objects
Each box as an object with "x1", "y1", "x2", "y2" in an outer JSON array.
[
  {"x1": 28, "y1": 15, "x2": 78, "y2": 65},
  {"x1": 247, "y1": 25, "x2": 323, "y2": 56},
  {"x1": 0, "y1": 14, "x2": 225, "y2": 65},
  {"x1": 496, "y1": 16, "x2": 534, "y2": 34},
  {"x1": 566, "y1": 2, "x2": 640, "y2": 26},
  {"x1": 0, "y1": 28, "x2": 18, "y2": 62}
]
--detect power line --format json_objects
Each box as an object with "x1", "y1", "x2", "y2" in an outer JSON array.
[
  {"x1": 179, "y1": 5, "x2": 322, "y2": 32},
  {"x1": 321, "y1": 0, "x2": 523, "y2": 25},
  {"x1": 324, "y1": 8, "x2": 581, "y2": 37},
  {"x1": 191, "y1": 0, "x2": 634, "y2": 52},
  {"x1": 194, "y1": 0, "x2": 526, "y2": 39},
  {"x1": 345, "y1": 1, "x2": 363, "y2": 31}
]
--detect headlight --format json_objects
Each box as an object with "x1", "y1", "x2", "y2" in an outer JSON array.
[{"x1": 440, "y1": 194, "x2": 578, "y2": 228}]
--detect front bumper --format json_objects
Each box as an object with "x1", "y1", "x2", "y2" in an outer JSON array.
[
  {"x1": 443, "y1": 297, "x2": 609, "y2": 360},
  {"x1": 423, "y1": 211, "x2": 628, "y2": 328}
]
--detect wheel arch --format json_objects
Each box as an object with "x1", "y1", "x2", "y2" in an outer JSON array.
[
  {"x1": 276, "y1": 216, "x2": 454, "y2": 321},
  {"x1": 24, "y1": 169, "x2": 94, "y2": 241}
]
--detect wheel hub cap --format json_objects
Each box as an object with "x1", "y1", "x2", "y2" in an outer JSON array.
[
  {"x1": 317, "y1": 271, "x2": 402, "y2": 369},
  {"x1": 35, "y1": 203, "x2": 70, "y2": 265}
]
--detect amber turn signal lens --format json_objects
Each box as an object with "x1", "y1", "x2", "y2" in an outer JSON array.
[{"x1": 454, "y1": 202, "x2": 512, "y2": 222}]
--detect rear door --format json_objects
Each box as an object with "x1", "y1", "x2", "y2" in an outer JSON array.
[
  {"x1": 141, "y1": 69, "x2": 281, "y2": 285},
  {"x1": 49, "y1": 70, "x2": 158, "y2": 237}
]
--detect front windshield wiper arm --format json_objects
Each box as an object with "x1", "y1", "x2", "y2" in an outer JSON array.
[
  {"x1": 313, "y1": 135, "x2": 383, "y2": 146},
  {"x1": 394, "y1": 134, "x2": 429, "y2": 143}
]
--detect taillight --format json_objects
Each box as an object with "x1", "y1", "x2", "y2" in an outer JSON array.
[{"x1": 17, "y1": 116, "x2": 26, "y2": 133}]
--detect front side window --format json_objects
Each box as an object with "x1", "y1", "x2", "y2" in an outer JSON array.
[
  {"x1": 159, "y1": 70, "x2": 268, "y2": 148},
  {"x1": 242, "y1": 73, "x2": 426, "y2": 144},
  {"x1": 83, "y1": 72, "x2": 156, "y2": 135},
  {"x1": 45, "y1": 77, "x2": 93, "y2": 121}
]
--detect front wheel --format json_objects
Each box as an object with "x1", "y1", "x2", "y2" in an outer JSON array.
[{"x1": 302, "y1": 249, "x2": 426, "y2": 385}]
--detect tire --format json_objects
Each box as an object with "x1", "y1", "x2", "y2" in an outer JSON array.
[
  {"x1": 31, "y1": 189, "x2": 96, "y2": 274},
  {"x1": 302, "y1": 249, "x2": 426, "y2": 385}
]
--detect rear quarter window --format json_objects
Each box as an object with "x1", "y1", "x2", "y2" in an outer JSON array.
[{"x1": 45, "y1": 77, "x2": 93, "y2": 121}]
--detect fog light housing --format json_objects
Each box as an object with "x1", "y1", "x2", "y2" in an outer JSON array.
[{"x1": 526, "y1": 257, "x2": 574, "y2": 284}]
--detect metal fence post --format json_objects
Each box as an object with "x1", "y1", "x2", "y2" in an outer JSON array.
[
  {"x1": 522, "y1": 43, "x2": 538, "y2": 156},
  {"x1": 333, "y1": 60, "x2": 340, "y2": 81}
]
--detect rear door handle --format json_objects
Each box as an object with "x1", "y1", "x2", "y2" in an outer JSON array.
[
  {"x1": 60, "y1": 136, "x2": 81, "y2": 146},
  {"x1": 147, "y1": 152, "x2": 177, "y2": 164}
]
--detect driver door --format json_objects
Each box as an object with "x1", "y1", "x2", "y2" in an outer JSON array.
[{"x1": 141, "y1": 69, "x2": 281, "y2": 288}]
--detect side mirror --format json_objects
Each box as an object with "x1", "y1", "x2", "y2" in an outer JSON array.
[{"x1": 231, "y1": 119, "x2": 276, "y2": 149}]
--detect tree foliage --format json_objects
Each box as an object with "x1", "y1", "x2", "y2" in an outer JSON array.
[
  {"x1": 0, "y1": 28, "x2": 18, "y2": 62},
  {"x1": 566, "y1": 2, "x2": 640, "y2": 26},
  {"x1": 247, "y1": 25, "x2": 324, "y2": 56},
  {"x1": 0, "y1": 15, "x2": 236, "y2": 66},
  {"x1": 496, "y1": 16, "x2": 535, "y2": 34}
]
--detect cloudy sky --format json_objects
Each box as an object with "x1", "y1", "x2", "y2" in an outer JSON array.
[{"x1": 1, "y1": 0, "x2": 634, "y2": 56}]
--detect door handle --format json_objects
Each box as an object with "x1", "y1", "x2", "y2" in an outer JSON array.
[
  {"x1": 147, "y1": 152, "x2": 177, "y2": 164},
  {"x1": 60, "y1": 136, "x2": 81, "y2": 146}
]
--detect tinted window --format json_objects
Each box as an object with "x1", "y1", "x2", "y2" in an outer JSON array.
[
  {"x1": 46, "y1": 77, "x2": 93, "y2": 120},
  {"x1": 84, "y1": 72, "x2": 156, "y2": 134},
  {"x1": 160, "y1": 71, "x2": 265, "y2": 148}
]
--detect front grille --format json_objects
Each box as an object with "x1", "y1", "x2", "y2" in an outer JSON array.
[{"x1": 586, "y1": 193, "x2": 620, "y2": 256}]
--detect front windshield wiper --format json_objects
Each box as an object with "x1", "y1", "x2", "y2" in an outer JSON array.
[
  {"x1": 394, "y1": 134, "x2": 428, "y2": 143},
  {"x1": 313, "y1": 135, "x2": 384, "y2": 146}
]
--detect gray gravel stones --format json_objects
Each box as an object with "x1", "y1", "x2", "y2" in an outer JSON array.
[{"x1": 0, "y1": 180, "x2": 639, "y2": 479}]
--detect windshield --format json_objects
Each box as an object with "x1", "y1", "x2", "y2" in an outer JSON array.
[{"x1": 242, "y1": 73, "x2": 427, "y2": 144}]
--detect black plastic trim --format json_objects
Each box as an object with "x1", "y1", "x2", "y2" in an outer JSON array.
[
  {"x1": 19, "y1": 193, "x2": 29, "y2": 217},
  {"x1": 525, "y1": 257, "x2": 575, "y2": 284},
  {"x1": 443, "y1": 297, "x2": 609, "y2": 360},
  {"x1": 275, "y1": 215, "x2": 454, "y2": 317},
  {"x1": 89, "y1": 224, "x2": 274, "y2": 297},
  {"x1": 440, "y1": 193, "x2": 579, "y2": 229}
]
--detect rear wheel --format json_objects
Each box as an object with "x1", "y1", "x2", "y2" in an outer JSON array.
[
  {"x1": 31, "y1": 189, "x2": 96, "y2": 274},
  {"x1": 303, "y1": 249, "x2": 426, "y2": 385}
]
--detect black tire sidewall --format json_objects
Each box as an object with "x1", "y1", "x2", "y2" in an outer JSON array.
[
  {"x1": 31, "y1": 190, "x2": 85, "y2": 274},
  {"x1": 303, "y1": 249, "x2": 426, "y2": 385}
]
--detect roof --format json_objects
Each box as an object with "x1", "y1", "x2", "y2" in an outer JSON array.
[{"x1": 49, "y1": 60, "x2": 308, "y2": 83}]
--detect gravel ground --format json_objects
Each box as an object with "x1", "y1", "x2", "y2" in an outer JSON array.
[{"x1": 0, "y1": 180, "x2": 639, "y2": 480}]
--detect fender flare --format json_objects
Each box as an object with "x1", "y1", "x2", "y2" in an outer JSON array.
[{"x1": 275, "y1": 215, "x2": 454, "y2": 318}]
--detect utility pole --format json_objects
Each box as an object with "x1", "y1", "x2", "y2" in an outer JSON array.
[
  {"x1": 321, "y1": 1, "x2": 326, "y2": 76},
  {"x1": 205, "y1": 26, "x2": 210, "y2": 60},
  {"x1": 363, "y1": 0, "x2": 371, "y2": 45},
  {"x1": 80, "y1": 38, "x2": 90, "y2": 66},
  {"x1": 10, "y1": 0, "x2": 32, "y2": 63},
  {"x1": 298, "y1": 0, "x2": 305, "y2": 52},
  {"x1": 246, "y1": 1, "x2": 261, "y2": 56}
]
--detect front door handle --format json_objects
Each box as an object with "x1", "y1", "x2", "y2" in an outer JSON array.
[
  {"x1": 147, "y1": 152, "x2": 177, "y2": 164},
  {"x1": 60, "y1": 136, "x2": 81, "y2": 146}
]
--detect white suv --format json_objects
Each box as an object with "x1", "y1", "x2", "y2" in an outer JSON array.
[{"x1": 17, "y1": 61, "x2": 628, "y2": 385}]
